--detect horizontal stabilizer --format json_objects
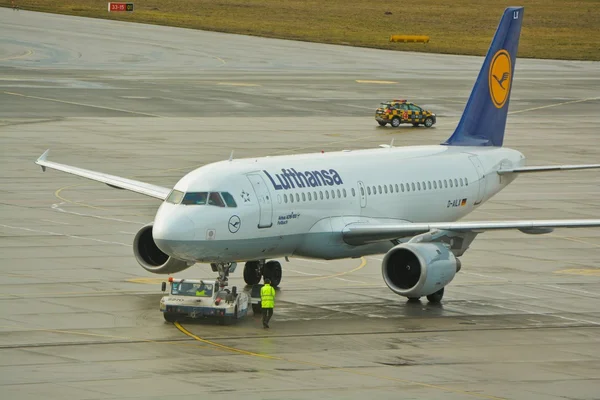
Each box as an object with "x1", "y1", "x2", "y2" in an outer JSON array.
[
  {"x1": 35, "y1": 150, "x2": 171, "y2": 200},
  {"x1": 498, "y1": 164, "x2": 600, "y2": 175}
]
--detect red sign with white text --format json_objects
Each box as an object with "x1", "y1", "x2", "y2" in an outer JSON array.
[{"x1": 108, "y1": 2, "x2": 133, "y2": 12}]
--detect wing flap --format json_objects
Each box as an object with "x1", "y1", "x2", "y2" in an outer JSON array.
[
  {"x1": 35, "y1": 150, "x2": 171, "y2": 200},
  {"x1": 342, "y1": 220, "x2": 600, "y2": 245},
  {"x1": 498, "y1": 164, "x2": 600, "y2": 175}
]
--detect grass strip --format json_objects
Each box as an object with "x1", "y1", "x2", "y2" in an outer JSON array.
[{"x1": 2, "y1": 0, "x2": 599, "y2": 60}]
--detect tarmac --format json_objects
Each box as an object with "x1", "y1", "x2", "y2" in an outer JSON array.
[{"x1": 1, "y1": 8, "x2": 600, "y2": 400}]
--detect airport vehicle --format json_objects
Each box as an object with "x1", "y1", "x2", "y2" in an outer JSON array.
[
  {"x1": 375, "y1": 100, "x2": 436, "y2": 127},
  {"x1": 35, "y1": 7, "x2": 600, "y2": 305},
  {"x1": 160, "y1": 277, "x2": 249, "y2": 323}
]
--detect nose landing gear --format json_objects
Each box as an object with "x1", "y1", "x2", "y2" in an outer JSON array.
[
  {"x1": 243, "y1": 259, "x2": 282, "y2": 287},
  {"x1": 210, "y1": 262, "x2": 237, "y2": 288}
]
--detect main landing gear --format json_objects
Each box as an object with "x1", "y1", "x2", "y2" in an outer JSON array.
[
  {"x1": 243, "y1": 260, "x2": 282, "y2": 288},
  {"x1": 408, "y1": 287, "x2": 445, "y2": 303}
]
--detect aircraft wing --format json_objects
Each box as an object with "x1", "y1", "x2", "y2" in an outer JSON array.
[
  {"x1": 35, "y1": 150, "x2": 171, "y2": 200},
  {"x1": 497, "y1": 164, "x2": 600, "y2": 175},
  {"x1": 342, "y1": 220, "x2": 600, "y2": 246}
]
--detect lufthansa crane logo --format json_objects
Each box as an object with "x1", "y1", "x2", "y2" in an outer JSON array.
[
  {"x1": 228, "y1": 215, "x2": 241, "y2": 233},
  {"x1": 489, "y1": 49, "x2": 512, "y2": 109}
]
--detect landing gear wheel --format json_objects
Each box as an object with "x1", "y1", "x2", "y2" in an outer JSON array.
[
  {"x1": 391, "y1": 117, "x2": 401, "y2": 127},
  {"x1": 426, "y1": 288, "x2": 444, "y2": 303},
  {"x1": 252, "y1": 303, "x2": 262, "y2": 315},
  {"x1": 243, "y1": 261, "x2": 261, "y2": 285},
  {"x1": 377, "y1": 121, "x2": 387, "y2": 126},
  {"x1": 424, "y1": 117, "x2": 434, "y2": 128},
  {"x1": 163, "y1": 312, "x2": 177, "y2": 323},
  {"x1": 263, "y1": 260, "x2": 282, "y2": 287}
]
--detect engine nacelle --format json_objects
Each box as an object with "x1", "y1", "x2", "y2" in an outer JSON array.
[
  {"x1": 382, "y1": 242, "x2": 460, "y2": 298},
  {"x1": 133, "y1": 223, "x2": 193, "y2": 274}
]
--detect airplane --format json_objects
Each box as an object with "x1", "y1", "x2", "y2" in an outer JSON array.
[{"x1": 35, "y1": 6, "x2": 600, "y2": 303}]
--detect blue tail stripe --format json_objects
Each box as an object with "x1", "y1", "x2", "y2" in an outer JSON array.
[{"x1": 443, "y1": 7, "x2": 524, "y2": 147}]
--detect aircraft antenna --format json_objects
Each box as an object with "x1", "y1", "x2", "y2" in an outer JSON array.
[{"x1": 229, "y1": 151, "x2": 234, "y2": 161}]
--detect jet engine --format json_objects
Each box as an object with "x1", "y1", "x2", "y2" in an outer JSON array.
[
  {"x1": 382, "y1": 242, "x2": 461, "y2": 298},
  {"x1": 133, "y1": 223, "x2": 193, "y2": 274}
]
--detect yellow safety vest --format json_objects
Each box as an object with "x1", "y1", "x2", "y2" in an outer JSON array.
[
  {"x1": 260, "y1": 284, "x2": 275, "y2": 308},
  {"x1": 195, "y1": 289, "x2": 206, "y2": 296}
]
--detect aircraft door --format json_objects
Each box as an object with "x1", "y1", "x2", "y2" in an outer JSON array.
[
  {"x1": 468, "y1": 156, "x2": 486, "y2": 205},
  {"x1": 246, "y1": 173, "x2": 273, "y2": 228},
  {"x1": 357, "y1": 181, "x2": 367, "y2": 208}
]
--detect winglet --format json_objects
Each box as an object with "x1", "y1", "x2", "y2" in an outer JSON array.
[{"x1": 36, "y1": 149, "x2": 50, "y2": 172}]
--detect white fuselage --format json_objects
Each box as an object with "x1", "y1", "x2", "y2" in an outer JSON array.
[{"x1": 152, "y1": 145, "x2": 524, "y2": 263}]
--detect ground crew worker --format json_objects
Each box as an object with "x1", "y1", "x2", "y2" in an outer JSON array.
[
  {"x1": 195, "y1": 283, "x2": 207, "y2": 296},
  {"x1": 260, "y1": 278, "x2": 276, "y2": 328}
]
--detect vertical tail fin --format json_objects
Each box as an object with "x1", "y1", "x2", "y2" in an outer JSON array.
[{"x1": 443, "y1": 7, "x2": 524, "y2": 147}]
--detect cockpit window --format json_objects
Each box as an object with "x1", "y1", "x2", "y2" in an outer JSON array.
[
  {"x1": 182, "y1": 192, "x2": 208, "y2": 205},
  {"x1": 221, "y1": 192, "x2": 237, "y2": 207},
  {"x1": 178, "y1": 191, "x2": 234, "y2": 207},
  {"x1": 208, "y1": 192, "x2": 225, "y2": 207},
  {"x1": 166, "y1": 190, "x2": 184, "y2": 204}
]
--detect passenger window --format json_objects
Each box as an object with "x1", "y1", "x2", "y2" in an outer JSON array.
[
  {"x1": 411, "y1": 183, "x2": 416, "y2": 191},
  {"x1": 459, "y1": 178, "x2": 464, "y2": 186},
  {"x1": 325, "y1": 191, "x2": 330, "y2": 199},
  {"x1": 352, "y1": 188, "x2": 356, "y2": 197},
  {"x1": 331, "y1": 190, "x2": 336, "y2": 199},
  {"x1": 401, "y1": 183, "x2": 404, "y2": 192},
  {"x1": 308, "y1": 192, "x2": 312, "y2": 201},
  {"x1": 378, "y1": 185, "x2": 382, "y2": 194},
  {"x1": 337, "y1": 189, "x2": 341, "y2": 198},
  {"x1": 454, "y1": 179, "x2": 458, "y2": 187},
  {"x1": 427, "y1": 181, "x2": 432, "y2": 190},
  {"x1": 314, "y1": 191, "x2": 317, "y2": 200},
  {"x1": 166, "y1": 190, "x2": 184, "y2": 204},
  {"x1": 208, "y1": 192, "x2": 225, "y2": 207},
  {"x1": 319, "y1": 191, "x2": 324, "y2": 200},
  {"x1": 444, "y1": 180, "x2": 448, "y2": 188},
  {"x1": 372, "y1": 186, "x2": 376, "y2": 194},
  {"x1": 284, "y1": 194, "x2": 288, "y2": 203},
  {"x1": 277, "y1": 195, "x2": 281, "y2": 204},
  {"x1": 417, "y1": 182, "x2": 421, "y2": 191},
  {"x1": 359, "y1": 187, "x2": 363, "y2": 196},
  {"x1": 395, "y1": 184, "x2": 399, "y2": 193},
  {"x1": 433, "y1": 181, "x2": 437, "y2": 189},
  {"x1": 296, "y1": 193, "x2": 300, "y2": 202},
  {"x1": 384, "y1": 185, "x2": 388, "y2": 194},
  {"x1": 450, "y1": 180, "x2": 454, "y2": 188},
  {"x1": 302, "y1": 193, "x2": 306, "y2": 201},
  {"x1": 221, "y1": 192, "x2": 238, "y2": 207},
  {"x1": 367, "y1": 186, "x2": 371, "y2": 195},
  {"x1": 422, "y1": 181, "x2": 426, "y2": 190},
  {"x1": 389, "y1": 184, "x2": 393, "y2": 193},
  {"x1": 290, "y1": 194, "x2": 294, "y2": 203},
  {"x1": 343, "y1": 188, "x2": 347, "y2": 198},
  {"x1": 438, "y1": 180, "x2": 443, "y2": 188}
]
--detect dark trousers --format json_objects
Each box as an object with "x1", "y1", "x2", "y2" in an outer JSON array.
[{"x1": 262, "y1": 307, "x2": 273, "y2": 327}]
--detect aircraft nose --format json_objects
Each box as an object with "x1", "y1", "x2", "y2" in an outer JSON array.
[{"x1": 152, "y1": 213, "x2": 196, "y2": 253}]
